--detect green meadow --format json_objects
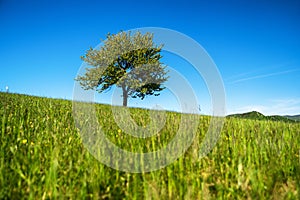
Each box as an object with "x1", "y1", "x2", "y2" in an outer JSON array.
[{"x1": 1, "y1": 92, "x2": 299, "y2": 199}]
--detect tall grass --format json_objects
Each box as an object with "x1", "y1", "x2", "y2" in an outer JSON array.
[{"x1": 0, "y1": 92, "x2": 299, "y2": 199}]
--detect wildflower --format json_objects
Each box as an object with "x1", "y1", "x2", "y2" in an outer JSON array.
[{"x1": 22, "y1": 139, "x2": 27, "y2": 144}]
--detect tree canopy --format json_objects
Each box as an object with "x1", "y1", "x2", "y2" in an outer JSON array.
[{"x1": 76, "y1": 31, "x2": 169, "y2": 106}]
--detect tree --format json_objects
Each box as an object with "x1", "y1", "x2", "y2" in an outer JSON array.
[{"x1": 76, "y1": 31, "x2": 169, "y2": 106}]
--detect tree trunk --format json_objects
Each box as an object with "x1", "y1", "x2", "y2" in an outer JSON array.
[{"x1": 122, "y1": 84, "x2": 128, "y2": 107}]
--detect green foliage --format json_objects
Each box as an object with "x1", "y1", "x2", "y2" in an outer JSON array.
[
  {"x1": 1, "y1": 92, "x2": 300, "y2": 199},
  {"x1": 76, "y1": 31, "x2": 169, "y2": 106}
]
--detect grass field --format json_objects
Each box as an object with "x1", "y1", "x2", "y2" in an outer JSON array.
[{"x1": 1, "y1": 92, "x2": 299, "y2": 199}]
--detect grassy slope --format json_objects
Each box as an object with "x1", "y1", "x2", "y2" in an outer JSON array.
[{"x1": 0, "y1": 92, "x2": 300, "y2": 199}]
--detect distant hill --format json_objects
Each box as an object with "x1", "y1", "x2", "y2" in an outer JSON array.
[
  {"x1": 284, "y1": 115, "x2": 300, "y2": 121},
  {"x1": 227, "y1": 111, "x2": 299, "y2": 123}
]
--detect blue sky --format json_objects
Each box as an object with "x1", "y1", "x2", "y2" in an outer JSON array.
[{"x1": 0, "y1": 0, "x2": 299, "y2": 115}]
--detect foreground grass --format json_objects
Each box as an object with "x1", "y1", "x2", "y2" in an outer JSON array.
[{"x1": 0, "y1": 92, "x2": 299, "y2": 199}]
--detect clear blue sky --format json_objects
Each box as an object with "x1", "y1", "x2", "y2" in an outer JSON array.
[{"x1": 1, "y1": 0, "x2": 299, "y2": 115}]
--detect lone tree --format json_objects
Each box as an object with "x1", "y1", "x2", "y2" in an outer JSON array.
[{"x1": 76, "y1": 31, "x2": 168, "y2": 106}]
